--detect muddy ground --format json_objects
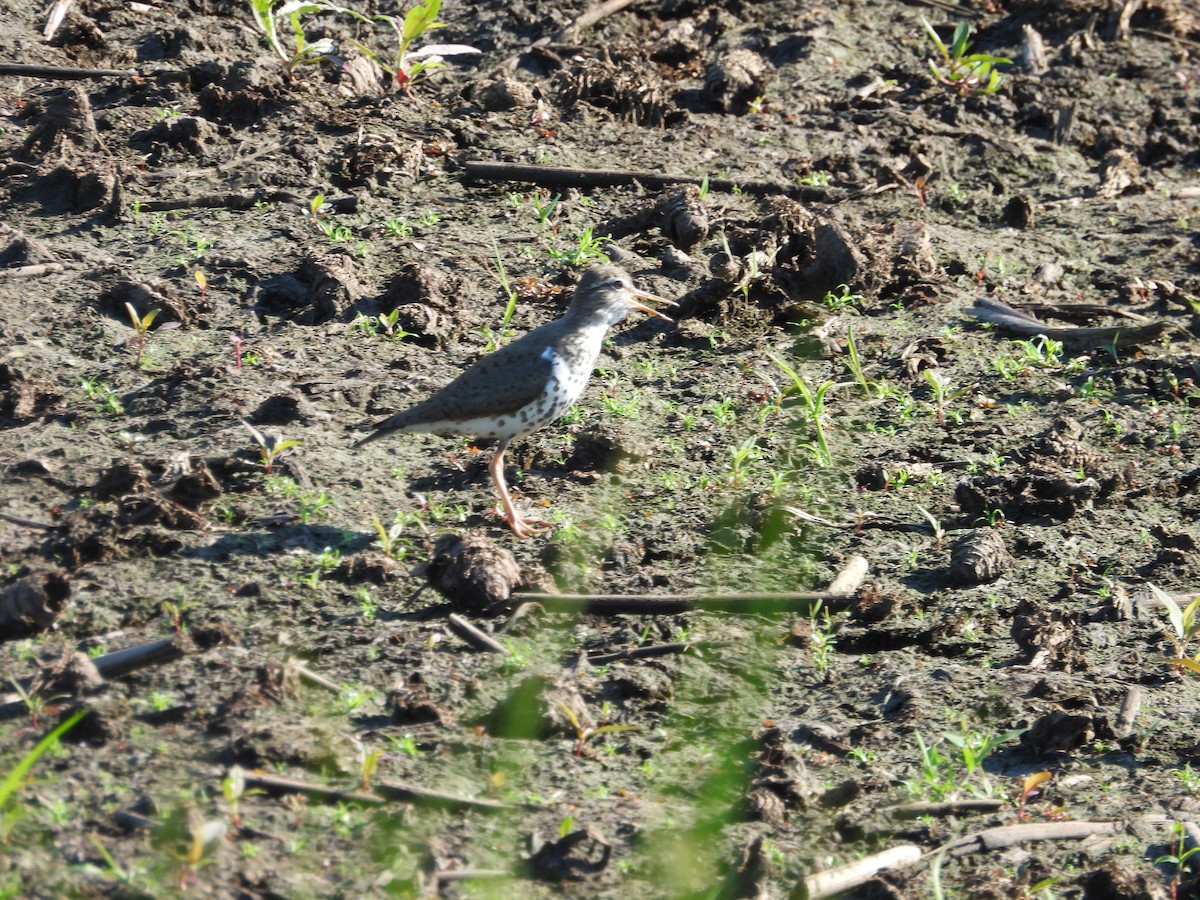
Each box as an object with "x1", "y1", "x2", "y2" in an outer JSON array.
[{"x1": 2, "y1": 0, "x2": 1200, "y2": 897}]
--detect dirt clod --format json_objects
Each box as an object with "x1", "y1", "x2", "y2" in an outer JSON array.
[
  {"x1": 424, "y1": 532, "x2": 522, "y2": 615},
  {"x1": 0, "y1": 572, "x2": 70, "y2": 639},
  {"x1": 948, "y1": 528, "x2": 1014, "y2": 585}
]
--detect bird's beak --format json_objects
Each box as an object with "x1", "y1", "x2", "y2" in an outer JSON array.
[{"x1": 631, "y1": 288, "x2": 677, "y2": 322}]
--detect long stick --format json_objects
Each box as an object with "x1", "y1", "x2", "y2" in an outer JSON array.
[
  {"x1": 242, "y1": 771, "x2": 386, "y2": 806},
  {"x1": 447, "y1": 613, "x2": 510, "y2": 655},
  {"x1": 0, "y1": 62, "x2": 135, "y2": 79},
  {"x1": 941, "y1": 820, "x2": 1123, "y2": 855},
  {"x1": 373, "y1": 780, "x2": 518, "y2": 813},
  {"x1": 797, "y1": 845, "x2": 923, "y2": 899},
  {"x1": 886, "y1": 799, "x2": 1004, "y2": 820},
  {"x1": 0, "y1": 637, "x2": 185, "y2": 719},
  {"x1": 511, "y1": 591, "x2": 853, "y2": 616},
  {"x1": 462, "y1": 160, "x2": 816, "y2": 200}
]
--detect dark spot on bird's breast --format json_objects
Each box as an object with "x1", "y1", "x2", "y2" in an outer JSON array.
[{"x1": 497, "y1": 419, "x2": 506, "y2": 427}]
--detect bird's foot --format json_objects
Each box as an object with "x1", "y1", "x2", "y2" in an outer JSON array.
[
  {"x1": 501, "y1": 507, "x2": 554, "y2": 540},
  {"x1": 490, "y1": 467, "x2": 554, "y2": 539},
  {"x1": 506, "y1": 513, "x2": 554, "y2": 540}
]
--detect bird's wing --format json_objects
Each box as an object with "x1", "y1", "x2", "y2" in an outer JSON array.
[{"x1": 392, "y1": 323, "x2": 563, "y2": 426}]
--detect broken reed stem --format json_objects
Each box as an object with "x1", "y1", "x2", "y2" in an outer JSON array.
[
  {"x1": 287, "y1": 660, "x2": 343, "y2": 694},
  {"x1": 372, "y1": 780, "x2": 519, "y2": 813},
  {"x1": 586, "y1": 641, "x2": 701, "y2": 666},
  {"x1": 0, "y1": 510, "x2": 62, "y2": 529},
  {"x1": 886, "y1": 799, "x2": 1005, "y2": 819},
  {"x1": 795, "y1": 845, "x2": 923, "y2": 899},
  {"x1": 940, "y1": 820, "x2": 1123, "y2": 856},
  {"x1": 447, "y1": 613, "x2": 510, "y2": 655},
  {"x1": 93, "y1": 637, "x2": 184, "y2": 679},
  {"x1": 1113, "y1": 685, "x2": 1141, "y2": 739},
  {"x1": 0, "y1": 263, "x2": 66, "y2": 278},
  {"x1": 238, "y1": 771, "x2": 386, "y2": 807},
  {"x1": 827, "y1": 554, "x2": 869, "y2": 596},
  {"x1": 245, "y1": 770, "x2": 524, "y2": 815},
  {"x1": 462, "y1": 160, "x2": 823, "y2": 201},
  {"x1": 0, "y1": 637, "x2": 186, "y2": 719},
  {"x1": 795, "y1": 817, "x2": 1166, "y2": 899},
  {"x1": 511, "y1": 591, "x2": 854, "y2": 616},
  {"x1": 0, "y1": 62, "x2": 136, "y2": 79}
]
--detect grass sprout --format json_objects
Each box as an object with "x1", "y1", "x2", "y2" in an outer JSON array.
[
  {"x1": 242, "y1": 420, "x2": 302, "y2": 474},
  {"x1": 769, "y1": 353, "x2": 839, "y2": 466},
  {"x1": 1, "y1": 710, "x2": 86, "y2": 842},
  {"x1": 922, "y1": 19, "x2": 1010, "y2": 97}
]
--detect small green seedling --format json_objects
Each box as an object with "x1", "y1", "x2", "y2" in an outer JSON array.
[
  {"x1": 358, "y1": 749, "x2": 382, "y2": 791},
  {"x1": 795, "y1": 170, "x2": 831, "y2": 187},
  {"x1": 347, "y1": 0, "x2": 481, "y2": 96},
  {"x1": 1153, "y1": 583, "x2": 1200, "y2": 672},
  {"x1": 806, "y1": 599, "x2": 837, "y2": 676},
  {"x1": 922, "y1": 19, "x2": 1010, "y2": 97},
  {"x1": 80, "y1": 376, "x2": 125, "y2": 416},
  {"x1": 531, "y1": 192, "x2": 560, "y2": 228},
  {"x1": 382, "y1": 217, "x2": 413, "y2": 238},
  {"x1": 549, "y1": 226, "x2": 609, "y2": 266},
  {"x1": 336, "y1": 685, "x2": 374, "y2": 715},
  {"x1": 161, "y1": 597, "x2": 195, "y2": 635},
  {"x1": 728, "y1": 435, "x2": 761, "y2": 487},
  {"x1": 248, "y1": 0, "x2": 336, "y2": 73},
  {"x1": 843, "y1": 327, "x2": 875, "y2": 396},
  {"x1": 917, "y1": 506, "x2": 946, "y2": 552},
  {"x1": 228, "y1": 331, "x2": 248, "y2": 369},
  {"x1": 558, "y1": 702, "x2": 638, "y2": 758},
  {"x1": 370, "y1": 513, "x2": 406, "y2": 558},
  {"x1": 350, "y1": 310, "x2": 415, "y2": 340},
  {"x1": 242, "y1": 420, "x2": 302, "y2": 474},
  {"x1": 769, "y1": 353, "x2": 838, "y2": 466},
  {"x1": 221, "y1": 766, "x2": 246, "y2": 828},
  {"x1": 8, "y1": 678, "x2": 67, "y2": 730},
  {"x1": 824, "y1": 283, "x2": 861, "y2": 311},
  {"x1": 194, "y1": 270, "x2": 208, "y2": 305},
  {"x1": 308, "y1": 193, "x2": 329, "y2": 224},
  {"x1": 1154, "y1": 822, "x2": 1200, "y2": 897},
  {"x1": 1013, "y1": 334, "x2": 1064, "y2": 368},
  {"x1": 125, "y1": 302, "x2": 175, "y2": 368},
  {"x1": 166, "y1": 225, "x2": 213, "y2": 264},
  {"x1": 389, "y1": 734, "x2": 421, "y2": 757},
  {"x1": 1016, "y1": 770, "x2": 1052, "y2": 819},
  {"x1": 923, "y1": 368, "x2": 965, "y2": 425}
]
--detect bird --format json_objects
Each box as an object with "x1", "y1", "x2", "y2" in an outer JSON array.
[{"x1": 356, "y1": 264, "x2": 676, "y2": 538}]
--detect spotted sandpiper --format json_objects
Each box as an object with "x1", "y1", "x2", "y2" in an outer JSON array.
[{"x1": 356, "y1": 265, "x2": 675, "y2": 538}]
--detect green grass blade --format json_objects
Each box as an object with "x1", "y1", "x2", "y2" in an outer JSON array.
[{"x1": 0, "y1": 709, "x2": 86, "y2": 808}]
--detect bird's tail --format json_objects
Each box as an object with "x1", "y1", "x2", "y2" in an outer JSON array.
[
  {"x1": 354, "y1": 409, "x2": 419, "y2": 447},
  {"x1": 353, "y1": 420, "x2": 394, "y2": 448}
]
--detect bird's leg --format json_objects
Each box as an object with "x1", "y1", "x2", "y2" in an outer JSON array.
[{"x1": 488, "y1": 442, "x2": 552, "y2": 539}]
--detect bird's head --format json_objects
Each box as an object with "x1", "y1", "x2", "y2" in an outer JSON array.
[{"x1": 570, "y1": 265, "x2": 676, "y2": 327}]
